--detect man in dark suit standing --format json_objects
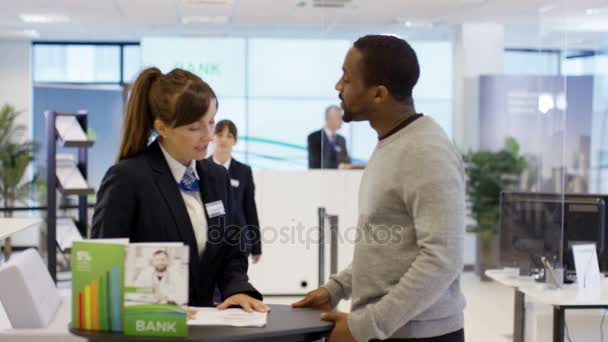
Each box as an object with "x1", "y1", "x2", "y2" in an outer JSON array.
[{"x1": 307, "y1": 105, "x2": 351, "y2": 169}]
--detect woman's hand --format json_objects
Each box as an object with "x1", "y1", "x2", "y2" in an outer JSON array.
[
  {"x1": 187, "y1": 307, "x2": 198, "y2": 320},
  {"x1": 217, "y1": 293, "x2": 271, "y2": 313}
]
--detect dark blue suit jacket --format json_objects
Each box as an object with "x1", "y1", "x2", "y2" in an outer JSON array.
[
  {"x1": 91, "y1": 139, "x2": 262, "y2": 306},
  {"x1": 209, "y1": 157, "x2": 261, "y2": 256},
  {"x1": 307, "y1": 129, "x2": 351, "y2": 169}
]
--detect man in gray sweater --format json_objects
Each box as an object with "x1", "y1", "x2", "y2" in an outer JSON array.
[{"x1": 292, "y1": 35, "x2": 466, "y2": 342}]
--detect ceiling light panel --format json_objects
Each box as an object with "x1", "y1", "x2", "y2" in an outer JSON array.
[
  {"x1": 19, "y1": 14, "x2": 70, "y2": 24},
  {"x1": 181, "y1": 0, "x2": 232, "y2": 4},
  {"x1": 312, "y1": 0, "x2": 353, "y2": 9},
  {"x1": 0, "y1": 29, "x2": 40, "y2": 39},
  {"x1": 181, "y1": 15, "x2": 230, "y2": 24}
]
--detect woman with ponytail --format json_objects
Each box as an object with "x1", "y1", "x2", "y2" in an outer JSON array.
[{"x1": 91, "y1": 67, "x2": 268, "y2": 311}]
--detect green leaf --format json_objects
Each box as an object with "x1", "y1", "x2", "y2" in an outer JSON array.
[
  {"x1": 462, "y1": 137, "x2": 527, "y2": 238},
  {"x1": 0, "y1": 103, "x2": 38, "y2": 208}
]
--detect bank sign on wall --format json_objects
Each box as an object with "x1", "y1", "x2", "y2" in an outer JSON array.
[
  {"x1": 141, "y1": 38, "x2": 246, "y2": 98},
  {"x1": 140, "y1": 37, "x2": 454, "y2": 169}
]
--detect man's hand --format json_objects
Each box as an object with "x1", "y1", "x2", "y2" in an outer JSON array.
[
  {"x1": 291, "y1": 287, "x2": 333, "y2": 310},
  {"x1": 217, "y1": 294, "x2": 271, "y2": 313},
  {"x1": 251, "y1": 254, "x2": 262, "y2": 264},
  {"x1": 321, "y1": 312, "x2": 356, "y2": 342}
]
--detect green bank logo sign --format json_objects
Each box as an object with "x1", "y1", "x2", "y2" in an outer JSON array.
[
  {"x1": 136, "y1": 320, "x2": 176, "y2": 333},
  {"x1": 174, "y1": 62, "x2": 221, "y2": 77}
]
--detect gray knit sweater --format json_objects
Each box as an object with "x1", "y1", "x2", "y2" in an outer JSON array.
[{"x1": 323, "y1": 116, "x2": 466, "y2": 341}]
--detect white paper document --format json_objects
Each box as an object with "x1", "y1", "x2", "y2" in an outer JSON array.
[
  {"x1": 573, "y1": 243, "x2": 601, "y2": 289},
  {"x1": 56, "y1": 217, "x2": 83, "y2": 250},
  {"x1": 187, "y1": 307, "x2": 268, "y2": 327},
  {"x1": 55, "y1": 115, "x2": 88, "y2": 142},
  {"x1": 56, "y1": 154, "x2": 90, "y2": 190}
]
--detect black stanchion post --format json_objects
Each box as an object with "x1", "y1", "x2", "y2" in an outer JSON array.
[
  {"x1": 318, "y1": 207, "x2": 326, "y2": 287},
  {"x1": 329, "y1": 215, "x2": 339, "y2": 276},
  {"x1": 76, "y1": 111, "x2": 88, "y2": 238},
  {"x1": 45, "y1": 110, "x2": 57, "y2": 283}
]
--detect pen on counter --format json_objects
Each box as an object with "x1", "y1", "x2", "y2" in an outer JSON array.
[{"x1": 542, "y1": 256, "x2": 560, "y2": 287}]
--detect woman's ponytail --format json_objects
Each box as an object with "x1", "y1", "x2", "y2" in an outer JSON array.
[{"x1": 117, "y1": 67, "x2": 162, "y2": 161}]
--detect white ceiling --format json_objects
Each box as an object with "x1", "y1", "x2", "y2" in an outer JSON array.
[{"x1": 1, "y1": 0, "x2": 608, "y2": 48}]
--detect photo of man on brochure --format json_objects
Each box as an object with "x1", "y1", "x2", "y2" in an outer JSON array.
[{"x1": 125, "y1": 246, "x2": 188, "y2": 306}]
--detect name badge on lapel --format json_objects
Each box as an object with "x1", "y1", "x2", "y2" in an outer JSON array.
[
  {"x1": 230, "y1": 179, "x2": 240, "y2": 188},
  {"x1": 205, "y1": 200, "x2": 226, "y2": 218},
  {"x1": 335, "y1": 146, "x2": 342, "y2": 152}
]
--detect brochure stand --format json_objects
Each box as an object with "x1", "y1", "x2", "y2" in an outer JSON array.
[{"x1": 46, "y1": 110, "x2": 95, "y2": 283}]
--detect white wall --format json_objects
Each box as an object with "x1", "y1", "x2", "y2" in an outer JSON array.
[
  {"x1": 0, "y1": 40, "x2": 37, "y2": 246},
  {"x1": 452, "y1": 23, "x2": 505, "y2": 152},
  {"x1": 0, "y1": 41, "x2": 32, "y2": 137},
  {"x1": 453, "y1": 23, "x2": 505, "y2": 267},
  {"x1": 248, "y1": 170, "x2": 361, "y2": 295}
]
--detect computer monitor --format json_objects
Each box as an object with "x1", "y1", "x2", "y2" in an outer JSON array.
[
  {"x1": 562, "y1": 197, "x2": 606, "y2": 275},
  {"x1": 499, "y1": 192, "x2": 607, "y2": 277}
]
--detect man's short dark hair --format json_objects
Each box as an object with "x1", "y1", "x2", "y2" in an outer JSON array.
[
  {"x1": 214, "y1": 119, "x2": 238, "y2": 142},
  {"x1": 153, "y1": 250, "x2": 168, "y2": 257},
  {"x1": 353, "y1": 35, "x2": 420, "y2": 102}
]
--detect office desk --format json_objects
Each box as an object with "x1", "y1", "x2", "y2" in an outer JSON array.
[
  {"x1": 519, "y1": 282, "x2": 608, "y2": 342},
  {"x1": 0, "y1": 218, "x2": 42, "y2": 240},
  {"x1": 485, "y1": 269, "x2": 535, "y2": 342},
  {"x1": 486, "y1": 269, "x2": 608, "y2": 342},
  {"x1": 70, "y1": 304, "x2": 333, "y2": 342}
]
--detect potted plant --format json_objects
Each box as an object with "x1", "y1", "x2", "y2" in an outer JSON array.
[
  {"x1": 0, "y1": 104, "x2": 39, "y2": 261},
  {"x1": 463, "y1": 137, "x2": 527, "y2": 280}
]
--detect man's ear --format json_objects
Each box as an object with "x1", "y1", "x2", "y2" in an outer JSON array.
[{"x1": 373, "y1": 85, "x2": 390, "y2": 104}]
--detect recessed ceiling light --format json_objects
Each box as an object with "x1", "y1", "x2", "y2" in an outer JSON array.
[
  {"x1": 381, "y1": 33, "x2": 402, "y2": 38},
  {"x1": 19, "y1": 14, "x2": 70, "y2": 24},
  {"x1": 181, "y1": 31, "x2": 229, "y2": 38},
  {"x1": 583, "y1": 7, "x2": 608, "y2": 15},
  {"x1": 586, "y1": 8, "x2": 608, "y2": 15},
  {"x1": 393, "y1": 18, "x2": 434, "y2": 29},
  {"x1": 181, "y1": 0, "x2": 232, "y2": 4},
  {"x1": 312, "y1": 0, "x2": 352, "y2": 9},
  {"x1": 538, "y1": 5, "x2": 555, "y2": 14},
  {"x1": 0, "y1": 29, "x2": 40, "y2": 39},
  {"x1": 23, "y1": 29, "x2": 40, "y2": 38},
  {"x1": 181, "y1": 15, "x2": 230, "y2": 24}
]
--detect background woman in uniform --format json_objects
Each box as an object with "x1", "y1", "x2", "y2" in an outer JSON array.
[{"x1": 210, "y1": 120, "x2": 262, "y2": 264}]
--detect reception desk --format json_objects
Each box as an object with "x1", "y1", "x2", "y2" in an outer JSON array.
[
  {"x1": 248, "y1": 170, "x2": 476, "y2": 295},
  {"x1": 247, "y1": 170, "x2": 361, "y2": 295}
]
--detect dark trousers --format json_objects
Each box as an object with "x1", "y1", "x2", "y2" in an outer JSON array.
[{"x1": 372, "y1": 329, "x2": 464, "y2": 342}]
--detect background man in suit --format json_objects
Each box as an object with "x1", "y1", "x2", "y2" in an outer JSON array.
[{"x1": 307, "y1": 105, "x2": 351, "y2": 169}]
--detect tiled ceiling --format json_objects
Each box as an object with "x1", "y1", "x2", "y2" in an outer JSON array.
[{"x1": 1, "y1": 0, "x2": 608, "y2": 48}]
